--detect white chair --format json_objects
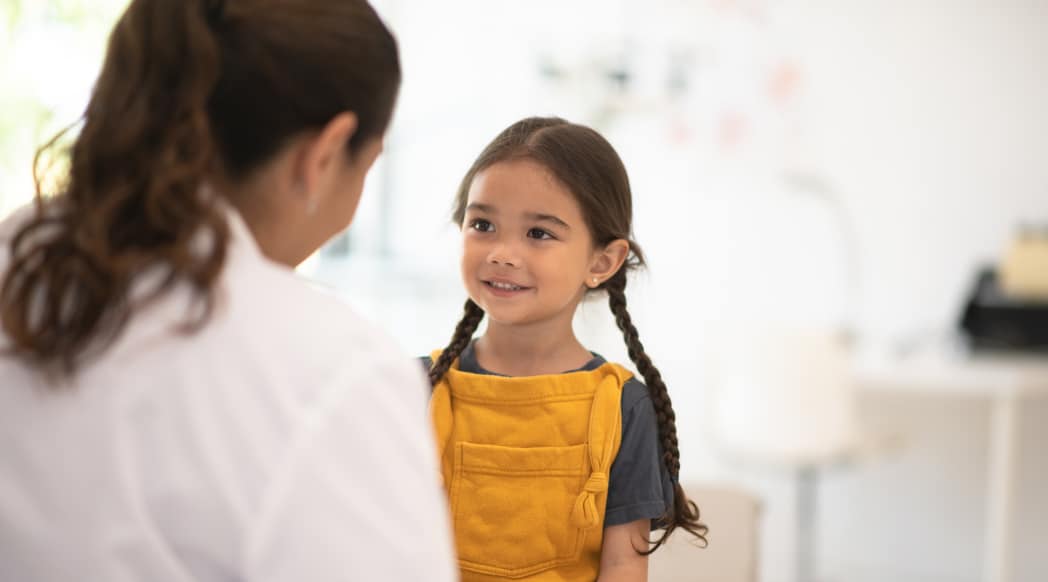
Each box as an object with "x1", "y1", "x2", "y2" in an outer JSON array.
[
  {"x1": 703, "y1": 326, "x2": 901, "y2": 582},
  {"x1": 649, "y1": 483, "x2": 762, "y2": 582}
]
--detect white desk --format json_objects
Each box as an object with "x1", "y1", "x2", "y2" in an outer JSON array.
[{"x1": 852, "y1": 343, "x2": 1048, "y2": 582}]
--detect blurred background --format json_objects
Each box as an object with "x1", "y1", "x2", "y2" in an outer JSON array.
[{"x1": 2, "y1": 1, "x2": 1047, "y2": 581}]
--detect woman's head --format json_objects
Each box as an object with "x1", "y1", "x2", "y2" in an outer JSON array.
[
  {"x1": 204, "y1": 0, "x2": 399, "y2": 177},
  {"x1": 1, "y1": 0, "x2": 401, "y2": 374}
]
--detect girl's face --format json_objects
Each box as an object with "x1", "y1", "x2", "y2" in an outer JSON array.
[{"x1": 460, "y1": 159, "x2": 599, "y2": 329}]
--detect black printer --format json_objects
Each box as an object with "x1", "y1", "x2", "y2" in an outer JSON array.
[{"x1": 960, "y1": 229, "x2": 1048, "y2": 351}]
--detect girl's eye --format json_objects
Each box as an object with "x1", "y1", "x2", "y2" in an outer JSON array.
[
  {"x1": 527, "y1": 228, "x2": 554, "y2": 240},
  {"x1": 470, "y1": 219, "x2": 494, "y2": 232}
]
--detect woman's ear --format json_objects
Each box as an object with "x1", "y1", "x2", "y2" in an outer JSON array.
[
  {"x1": 294, "y1": 112, "x2": 359, "y2": 207},
  {"x1": 587, "y1": 239, "x2": 630, "y2": 288}
]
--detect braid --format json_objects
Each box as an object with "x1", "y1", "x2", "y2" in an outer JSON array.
[
  {"x1": 428, "y1": 298, "x2": 485, "y2": 386},
  {"x1": 605, "y1": 270, "x2": 708, "y2": 552},
  {"x1": 606, "y1": 271, "x2": 680, "y2": 475}
]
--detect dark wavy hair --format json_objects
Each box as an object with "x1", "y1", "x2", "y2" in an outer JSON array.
[
  {"x1": 428, "y1": 117, "x2": 708, "y2": 553},
  {"x1": 1, "y1": 0, "x2": 400, "y2": 375}
]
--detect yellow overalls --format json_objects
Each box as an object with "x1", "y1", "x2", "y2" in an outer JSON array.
[{"x1": 429, "y1": 352, "x2": 633, "y2": 581}]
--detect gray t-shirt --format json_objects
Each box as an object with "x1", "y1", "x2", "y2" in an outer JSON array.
[{"x1": 423, "y1": 342, "x2": 674, "y2": 528}]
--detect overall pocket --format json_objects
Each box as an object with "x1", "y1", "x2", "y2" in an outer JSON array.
[{"x1": 450, "y1": 442, "x2": 589, "y2": 578}]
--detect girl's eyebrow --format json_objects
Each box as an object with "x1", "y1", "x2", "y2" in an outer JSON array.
[
  {"x1": 524, "y1": 212, "x2": 570, "y2": 229},
  {"x1": 465, "y1": 202, "x2": 495, "y2": 214},
  {"x1": 465, "y1": 203, "x2": 570, "y2": 230}
]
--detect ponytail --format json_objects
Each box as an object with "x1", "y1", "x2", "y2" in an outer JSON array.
[{"x1": 1, "y1": 0, "x2": 227, "y2": 375}]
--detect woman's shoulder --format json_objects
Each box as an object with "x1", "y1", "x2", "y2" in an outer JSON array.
[
  {"x1": 219, "y1": 224, "x2": 377, "y2": 349},
  {"x1": 199, "y1": 244, "x2": 407, "y2": 391}
]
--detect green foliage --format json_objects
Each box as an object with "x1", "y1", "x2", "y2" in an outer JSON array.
[{"x1": 0, "y1": 0, "x2": 128, "y2": 212}]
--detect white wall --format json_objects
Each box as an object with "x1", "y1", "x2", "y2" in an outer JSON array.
[
  {"x1": 766, "y1": 4, "x2": 1048, "y2": 579},
  {"x1": 789, "y1": 0, "x2": 1048, "y2": 341}
]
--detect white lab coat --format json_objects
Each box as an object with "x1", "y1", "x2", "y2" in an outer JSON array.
[{"x1": 0, "y1": 204, "x2": 458, "y2": 582}]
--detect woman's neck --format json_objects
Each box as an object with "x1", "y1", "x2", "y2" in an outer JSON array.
[{"x1": 475, "y1": 320, "x2": 593, "y2": 377}]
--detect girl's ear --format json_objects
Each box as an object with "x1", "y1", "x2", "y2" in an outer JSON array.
[{"x1": 587, "y1": 239, "x2": 630, "y2": 288}]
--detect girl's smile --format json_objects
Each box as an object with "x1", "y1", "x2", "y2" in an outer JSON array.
[{"x1": 482, "y1": 277, "x2": 533, "y2": 298}]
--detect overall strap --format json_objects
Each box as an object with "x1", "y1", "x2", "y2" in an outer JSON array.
[
  {"x1": 427, "y1": 349, "x2": 455, "y2": 471},
  {"x1": 570, "y1": 365, "x2": 629, "y2": 528}
]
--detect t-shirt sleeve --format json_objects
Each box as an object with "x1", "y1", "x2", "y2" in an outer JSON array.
[{"x1": 604, "y1": 378, "x2": 675, "y2": 529}]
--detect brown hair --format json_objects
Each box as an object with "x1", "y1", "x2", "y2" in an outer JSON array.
[
  {"x1": 428, "y1": 117, "x2": 707, "y2": 552},
  {"x1": 1, "y1": 0, "x2": 400, "y2": 375}
]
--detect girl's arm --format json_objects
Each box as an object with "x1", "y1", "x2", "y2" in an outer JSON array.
[{"x1": 597, "y1": 518, "x2": 650, "y2": 582}]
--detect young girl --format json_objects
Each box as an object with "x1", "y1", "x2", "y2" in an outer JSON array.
[{"x1": 426, "y1": 117, "x2": 707, "y2": 581}]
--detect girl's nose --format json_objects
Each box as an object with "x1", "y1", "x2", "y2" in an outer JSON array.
[{"x1": 487, "y1": 243, "x2": 520, "y2": 268}]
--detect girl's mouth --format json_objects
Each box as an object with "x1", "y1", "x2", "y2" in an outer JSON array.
[{"x1": 484, "y1": 279, "x2": 531, "y2": 296}]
